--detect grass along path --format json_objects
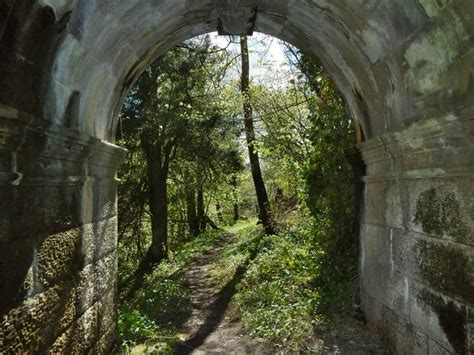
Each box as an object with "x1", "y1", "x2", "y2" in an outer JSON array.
[
  {"x1": 119, "y1": 221, "x2": 269, "y2": 354},
  {"x1": 120, "y1": 220, "x2": 388, "y2": 354}
]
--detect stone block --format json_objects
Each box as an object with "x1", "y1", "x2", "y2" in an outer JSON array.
[
  {"x1": 359, "y1": 224, "x2": 411, "y2": 317},
  {"x1": 49, "y1": 302, "x2": 100, "y2": 354},
  {"x1": 73, "y1": 303, "x2": 100, "y2": 352},
  {"x1": 0, "y1": 284, "x2": 76, "y2": 353},
  {"x1": 410, "y1": 282, "x2": 466, "y2": 354},
  {"x1": 76, "y1": 263, "x2": 96, "y2": 315},
  {"x1": 5, "y1": 185, "x2": 81, "y2": 239},
  {"x1": 407, "y1": 178, "x2": 474, "y2": 246},
  {"x1": 390, "y1": 227, "x2": 474, "y2": 304},
  {"x1": 76, "y1": 253, "x2": 116, "y2": 315},
  {"x1": 36, "y1": 228, "x2": 83, "y2": 289},
  {"x1": 363, "y1": 181, "x2": 387, "y2": 226},
  {"x1": 97, "y1": 289, "x2": 116, "y2": 333},
  {"x1": 95, "y1": 253, "x2": 117, "y2": 297},
  {"x1": 92, "y1": 183, "x2": 118, "y2": 222},
  {"x1": 81, "y1": 216, "x2": 117, "y2": 265},
  {"x1": 361, "y1": 292, "x2": 429, "y2": 354},
  {"x1": 412, "y1": 237, "x2": 474, "y2": 305},
  {"x1": 88, "y1": 324, "x2": 116, "y2": 355}
]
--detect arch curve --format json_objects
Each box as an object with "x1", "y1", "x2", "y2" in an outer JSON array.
[
  {"x1": 1, "y1": 1, "x2": 473, "y2": 353},
  {"x1": 44, "y1": 0, "x2": 407, "y2": 141}
]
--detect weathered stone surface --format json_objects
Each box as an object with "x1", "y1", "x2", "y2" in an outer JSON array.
[
  {"x1": 82, "y1": 216, "x2": 118, "y2": 265},
  {"x1": 1, "y1": 1, "x2": 474, "y2": 353},
  {"x1": 411, "y1": 283, "x2": 468, "y2": 354},
  {"x1": 48, "y1": 302, "x2": 100, "y2": 354},
  {"x1": 76, "y1": 252, "x2": 116, "y2": 316},
  {"x1": 87, "y1": 324, "x2": 116, "y2": 355},
  {"x1": 361, "y1": 291, "x2": 430, "y2": 354},
  {"x1": 0, "y1": 285, "x2": 76, "y2": 353},
  {"x1": 358, "y1": 112, "x2": 474, "y2": 353}
]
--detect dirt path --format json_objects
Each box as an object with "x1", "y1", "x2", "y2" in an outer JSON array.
[{"x1": 173, "y1": 232, "x2": 270, "y2": 354}]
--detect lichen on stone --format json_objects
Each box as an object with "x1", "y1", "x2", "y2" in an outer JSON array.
[
  {"x1": 419, "y1": 289, "x2": 467, "y2": 354},
  {"x1": 413, "y1": 187, "x2": 469, "y2": 243},
  {"x1": 416, "y1": 239, "x2": 474, "y2": 304}
]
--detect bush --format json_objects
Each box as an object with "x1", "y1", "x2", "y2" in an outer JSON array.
[{"x1": 118, "y1": 307, "x2": 158, "y2": 346}]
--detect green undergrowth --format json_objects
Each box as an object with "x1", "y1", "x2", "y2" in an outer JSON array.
[
  {"x1": 210, "y1": 220, "x2": 262, "y2": 289},
  {"x1": 118, "y1": 217, "x2": 358, "y2": 353},
  {"x1": 234, "y1": 213, "x2": 358, "y2": 352},
  {"x1": 118, "y1": 229, "x2": 223, "y2": 353}
]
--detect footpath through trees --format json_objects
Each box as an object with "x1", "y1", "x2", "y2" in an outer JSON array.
[{"x1": 120, "y1": 222, "x2": 388, "y2": 354}]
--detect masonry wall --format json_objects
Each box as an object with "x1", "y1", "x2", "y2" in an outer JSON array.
[
  {"x1": 0, "y1": 107, "x2": 125, "y2": 352},
  {"x1": 0, "y1": 3, "x2": 126, "y2": 351},
  {"x1": 356, "y1": 111, "x2": 474, "y2": 354}
]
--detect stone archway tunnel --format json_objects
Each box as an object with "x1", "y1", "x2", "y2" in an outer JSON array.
[{"x1": 0, "y1": 1, "x2": 473, "y2": 353}]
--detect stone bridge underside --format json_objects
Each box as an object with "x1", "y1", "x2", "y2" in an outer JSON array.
[{"x1": 0, "y1": 0, "x2": 473, "y2": 353}]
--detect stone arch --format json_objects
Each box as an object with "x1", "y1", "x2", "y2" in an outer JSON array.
[{"x1": 0, "y1": 1, "x2": 473, "y2": 353}]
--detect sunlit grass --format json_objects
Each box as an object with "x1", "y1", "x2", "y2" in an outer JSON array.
[{"x1": 118, "y1": 229, "x2": 223, "y2": 353}]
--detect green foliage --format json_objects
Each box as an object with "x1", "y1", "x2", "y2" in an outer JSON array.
[
  {"x1": 210, "y1": 220, "x2": 261, "y2": 287},
  {"x1": 117, "y1": 36, "x2": 359, "y2": 353},
  {"x1": 235, "y1": 215, "x2": 357, "y2": 351},
  {"x1": 235, "y1": 220, "x2": 319, "y2": 350},
  {"x1": 140, "y1": 279, "x2": 191, "y2": 328},
  {"x1": 117, "y1": 35, "x2": 245, "y2": 268},
  {"x1": 232, "y1": 47, "x2": 358, "y2": 352},
  {"x1": 118, "y1": 307, "x2": 158, "y2": 343},
  {"x1": 296, "y1": 51, "x2": 358, "y2": 315},
  {"x1": 118, "y1": 229, "x2": 222, "y2": 350}
]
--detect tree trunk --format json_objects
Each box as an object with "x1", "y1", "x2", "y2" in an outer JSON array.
[
  {"x1": 142, "y1": 136, "x2": 170, "y2": 266},
  {"x1": 216, "y1": 202, "x2": 224, "y2": 223},
  {"x1": 240, "y1": 35, "x2": 274, "y2": 234},
  {"x1": 186, "y1": 188, "x2": 200, "y2": 237},
  {"x1": 205, "y1": 215, "x2": 219, "y2": 230},
  {"x1": 147, "y1": 164, "x2": 168, "y2": 264},
  {"x1": 231, "y1": 174, "x2": 240, "y2": 221},
  {"x1": 197, "y1": 188, "x2": 206, "y2": 233}
]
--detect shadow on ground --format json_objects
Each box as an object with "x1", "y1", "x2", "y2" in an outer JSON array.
[{"x1": 173, "y1": 237, "x2": 260, "y2": 354}]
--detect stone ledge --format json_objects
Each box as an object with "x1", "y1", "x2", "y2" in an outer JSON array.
[
  {"x1": 0, "y1": 106, "x2": 127, "y2": 185},
  {"x1": 358, "y1": 110, "x2": 474, "y2": 169},
  {"x1": 8, "y1": 176, "x2": 121, "y2": 187},
  {"x1": 362, "y1": 169, "x2": 474, "y2": 182}
]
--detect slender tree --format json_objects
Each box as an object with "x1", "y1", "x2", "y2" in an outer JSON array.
[
  {"x1": 240, "y1": 35, "x2": 274, "y2": 234},
  {"x1": 231, "y1": 174, "x2": 240, "y2": 222}
]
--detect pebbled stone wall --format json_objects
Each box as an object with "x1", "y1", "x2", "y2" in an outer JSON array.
[
  {"x1": 0, "y1": 0, "x2": 473, "y2": 353},
  {"x1": 0, "y1": 106, "x2": 126, "y2": 352}
]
